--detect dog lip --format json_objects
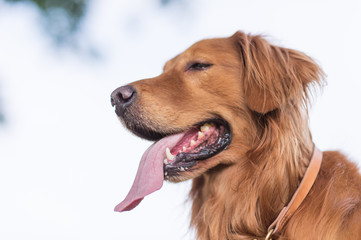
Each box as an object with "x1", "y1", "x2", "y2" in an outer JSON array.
[{"x1": 125, "y1": 122, "x2": 173, "y2": 141}]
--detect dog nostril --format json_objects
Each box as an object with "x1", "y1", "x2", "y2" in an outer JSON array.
[
  {"x1": 111, "y1": 96, "x2": 116, "y2": 107},
  {"x1": 118, "y1": 87, "x2": 134, "y2": 101}
]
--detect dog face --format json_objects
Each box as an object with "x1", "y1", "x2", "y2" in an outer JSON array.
[{"x1": 111, "y1": 31, "x2": 322, "y2": 182}]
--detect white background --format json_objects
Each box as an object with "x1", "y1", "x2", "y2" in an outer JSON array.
[{"x1": 0, "y1": 0, "x2": 360, "y2": 239}]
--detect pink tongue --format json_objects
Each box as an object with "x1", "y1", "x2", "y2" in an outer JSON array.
[{"x1": 114, "y1": 132, "x2": 184, "y2": 212}]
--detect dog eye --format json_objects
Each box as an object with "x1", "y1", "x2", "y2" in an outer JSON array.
[{"x1": 186, "y1": 62, "x2": 213, "y2": 71}]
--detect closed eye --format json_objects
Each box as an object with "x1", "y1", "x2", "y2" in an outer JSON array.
[{"x1": 185, "y1": 62, "x2": 213, "y2": 72}]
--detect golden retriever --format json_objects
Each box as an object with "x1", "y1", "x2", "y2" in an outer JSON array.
[{"x1": 111, "y1": 31, "x2": 361, "y2": 240}]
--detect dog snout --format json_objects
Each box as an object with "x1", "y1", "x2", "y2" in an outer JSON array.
[{"x1": 111, "y1": 85, "x2": 136, "y2": 116}]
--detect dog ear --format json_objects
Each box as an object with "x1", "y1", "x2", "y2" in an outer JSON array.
[{"x1": 232, "y1": 31, "x2": 324, "y2": 114}]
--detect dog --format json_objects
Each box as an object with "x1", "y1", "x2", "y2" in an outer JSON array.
[{"x1": 111, "y1": 31, "x2": 361, "y2": 240}]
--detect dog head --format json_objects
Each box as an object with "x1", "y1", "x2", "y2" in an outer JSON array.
[{"x1": 111, "y1": 31, "x2": 323, "y2": 211}]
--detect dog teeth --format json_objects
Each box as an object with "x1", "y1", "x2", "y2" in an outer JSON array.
[
  {"x1": 182, "y1": 146, "x2": 187, "y2": 152},
  {"x1": 197, "y1": 131, "x2": 204, "y2": 139},
  {"x1": 179, "y1": 167, "x2": 185, "y2": 171},
  {"x1": 164, "y1": 159, "x2": 168, "y2": 165},
  {"x1": 165, "y1": 147, "x2": 175, "y2": 161},
  {"x1": 190, "y1": 140, "x2": 196, "y2": 146},
  {"x1": 200, "y1": 123, "x2": 211, "y2": 132}
]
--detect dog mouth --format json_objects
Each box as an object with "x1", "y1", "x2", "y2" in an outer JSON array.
[
  {"x1": 114, "y1": 118, "x2": 231, "y2": 212},
  {"x1": 162, "y1": 119, "x2": 231, "y2": 177}
]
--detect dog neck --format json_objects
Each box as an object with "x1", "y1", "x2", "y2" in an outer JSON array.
[{"x1": 190, "y1": 108, "x2": 315, "y2": 239}]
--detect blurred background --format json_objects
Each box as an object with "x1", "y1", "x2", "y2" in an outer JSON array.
[{"x1": 0, "y1": 0, "x2": 360, "y2": 239}]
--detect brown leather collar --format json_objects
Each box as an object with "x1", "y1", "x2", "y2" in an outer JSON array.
[{"x1": 266, "y1": 146, "x2": 323, "y2": 239}]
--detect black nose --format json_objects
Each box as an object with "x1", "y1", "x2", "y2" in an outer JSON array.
[{"x1": 111, "y1": 85, "x2": 136, "y2": 116}]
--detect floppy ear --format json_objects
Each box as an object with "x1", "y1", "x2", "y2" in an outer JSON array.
[{"x1": 232, "y1": 31, "x2": 324, "y2": 114}]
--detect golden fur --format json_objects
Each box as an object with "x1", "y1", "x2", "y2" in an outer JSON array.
[{"x1": 118, "y1": 31, "x2": 361, "y2": 239}]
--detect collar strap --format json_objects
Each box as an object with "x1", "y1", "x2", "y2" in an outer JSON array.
[{"x1": 266, "y1": 146, "x2": 323, "y2": 239}]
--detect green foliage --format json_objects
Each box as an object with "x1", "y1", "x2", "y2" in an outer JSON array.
[
  {"x1": 4, "y1": 0, "x2": 89, "y2": 45},
  {"x1": 3, "y1": 0, "x2": 189, "y2": 46}
]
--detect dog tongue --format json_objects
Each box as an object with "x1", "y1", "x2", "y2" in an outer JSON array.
[{"x1": 114, "y1": 132, "x2": 184, "y2": 212}]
